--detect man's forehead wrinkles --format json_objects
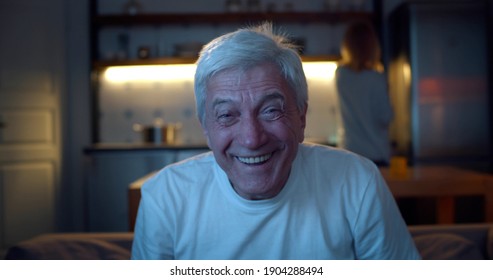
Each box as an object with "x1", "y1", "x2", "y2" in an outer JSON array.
[
  {"x1": 211, "y1": 91, "x2": 284, "y2": 109},
  {"x1": 211, "y1": 97, "x2": 234, "y2": 109}
]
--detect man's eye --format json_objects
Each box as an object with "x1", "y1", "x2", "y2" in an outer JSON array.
[
  {"x1": 261, "y1": 106, "x2": 283, "y2": 120},
  {"x1": 218, "y1": 113, "x2": 231, "y2": 119},
  {"x1": 216, "y1": 112, "x2": 236, "y2": 125}
]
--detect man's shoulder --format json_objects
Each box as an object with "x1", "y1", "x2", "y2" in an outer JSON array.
[
  {"x1": 141, "y1": 151, "x2": 216, "y2": 192},
  {"x1": 299, "y1": 142, "x2": 362, "y2": 162},
  {"x1": 298, "y1": 143, "x2": 378, "y2": 176},
  {"x1": 169, "y1": 150, "x2": 215, "y2": 168},
  {"x1": 160, "y1": 151, "x2": 215, "y2": 177}
]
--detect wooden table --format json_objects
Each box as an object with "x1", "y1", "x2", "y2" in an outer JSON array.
[{"x1": 380, "y1": 165, "x2": 493, "y2": 224}]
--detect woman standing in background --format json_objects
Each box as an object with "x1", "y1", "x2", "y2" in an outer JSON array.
[{"x1": 335, "y1": 21, "x2": 394, "y2": 166}]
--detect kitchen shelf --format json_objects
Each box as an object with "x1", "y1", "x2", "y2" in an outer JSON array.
[
  {"x1": 93, "y1": 11, "x2": 374, "y2": 27},
  {"x1": 92, "y1": 54, "x2": 341, "y2": 69},
  {"x1": 91, "y1": 11, "x2": 370, "y2": 68}
]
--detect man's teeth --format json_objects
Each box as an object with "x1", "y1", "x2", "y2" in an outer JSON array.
[{"x1": 237, "y1": 153, "x2": 272, "y2": 164}]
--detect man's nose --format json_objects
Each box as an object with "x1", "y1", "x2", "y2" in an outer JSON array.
[{"x1": 238, "y1": 116, "x2": 265, "y2": 148}]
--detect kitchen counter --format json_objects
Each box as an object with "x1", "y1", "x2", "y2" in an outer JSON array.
[
  {"x1": 84, "y1": 139, "x2": 333, "y2": 154},
  {"x1": 83, "y1": 142, "x2": 210, "y2": 154},
  {"x1": 380, "y1": 165, "x2": 493, "y2": 224}
]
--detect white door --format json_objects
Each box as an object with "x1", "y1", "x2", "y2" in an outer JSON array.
[{"x1": 0, "y1": 0, "x2": 63, "y2": 250}]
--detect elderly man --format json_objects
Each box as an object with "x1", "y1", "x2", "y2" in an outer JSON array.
[{"x1": 131, "y1": 23, "x2": 420, "y2": 260}]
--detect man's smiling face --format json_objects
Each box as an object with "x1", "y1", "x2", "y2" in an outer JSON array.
[{"x1": 202, "y1": 63, "x2": 307, "y2": 200}]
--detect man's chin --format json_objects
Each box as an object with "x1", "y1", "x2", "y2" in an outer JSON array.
[{"x1": 230, "y1": 179, "x2": 282, "y2": 200}]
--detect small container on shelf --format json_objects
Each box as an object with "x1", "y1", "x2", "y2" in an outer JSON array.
[
  {"x1": 225, "y1": 0, "x2": 243, "y2": 13},
  {"x1": 323, "y1": 0, "x2": 340, "y2": 12},
  {"x1": 174, "y1": 42, "x2": 204, "y2": 58},
  {"x1": 137, "y1": 46, "x2": 151, "y2": 59},
  {"x1": 247, "y1": 0, "x2": 261, "y2": 12},
  {"x1": 265, "y1": 2, "x2": 276, "y2": 13},
  {"x1": 350, "y1": 0, "x2": 367, "y2": 11},
  {"x1": 284, "y1": 2, "x2": 294, "y2": 12},
  {"x1": 117, "y1": 33, "x2": 129, "y2": 59},
  {"x1": 123, "y1": 0, "x2": 142, "y2": 16}
]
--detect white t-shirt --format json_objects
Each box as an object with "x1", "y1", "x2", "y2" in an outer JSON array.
[
  {"x1": 131, "y1": 143, "x2": 420, "y2": 260},
  {"x1": 335, "y1": 66, "x2": 394, "y2": 163}
]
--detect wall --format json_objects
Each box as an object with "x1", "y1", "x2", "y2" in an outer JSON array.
[
  {"x1": 62, "y1": 0, "x2": 91, "y2": 231},
  {"x1": 1, "y1": 0, "x2": 65, "y2": 249}
]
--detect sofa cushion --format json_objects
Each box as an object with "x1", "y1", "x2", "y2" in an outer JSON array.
[
  {"x1": 488, "y1": 226, "x2": 493, "y2": 259},
  {"x1": 4, "y1": 233, "x2": 133, "y2": 260},
  {"x1": 413, "y1": 233, "x2": 484, "y2": 260}
]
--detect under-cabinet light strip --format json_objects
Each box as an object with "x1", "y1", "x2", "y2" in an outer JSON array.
[
  {"x1": 103, "y1": 62, "x2": 337, "y2": 83},
  {"x1": 104, "y1": 64, "x2": 196, "y2": 82}
]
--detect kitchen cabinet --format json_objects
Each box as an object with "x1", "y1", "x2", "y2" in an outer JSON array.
[
  {"x1": 91, "y1": 11, "x2": 374, "y2": 68},
  {"x1": 84, "y1": 144, "x2": 208, "y2": 231}
]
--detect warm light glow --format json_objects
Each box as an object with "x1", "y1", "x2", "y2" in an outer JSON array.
[
  {"x1": 104, "y1": 64, "x2": 196, "y2": 83},
  {"x1": 303, "y1": 61, "x2": 338, "y2": 80},
  {"x1": 401, "y1": 60, "x2": 412, "y2": 89},
  {"x1": 103, "y1": 61, "x2": 338, "y2": 83}
]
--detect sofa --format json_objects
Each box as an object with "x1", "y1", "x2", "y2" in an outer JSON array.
[
  {"x1": 4, "y1": 224, "x2": 493, "y2": 260},
  {"x1": 409, "y1": 223, "x2": 493, "y2": 260}
]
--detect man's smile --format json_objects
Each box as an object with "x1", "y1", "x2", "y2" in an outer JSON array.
[{"x1": 235, "y1": 153, "x2": 273, "y2": 165}]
